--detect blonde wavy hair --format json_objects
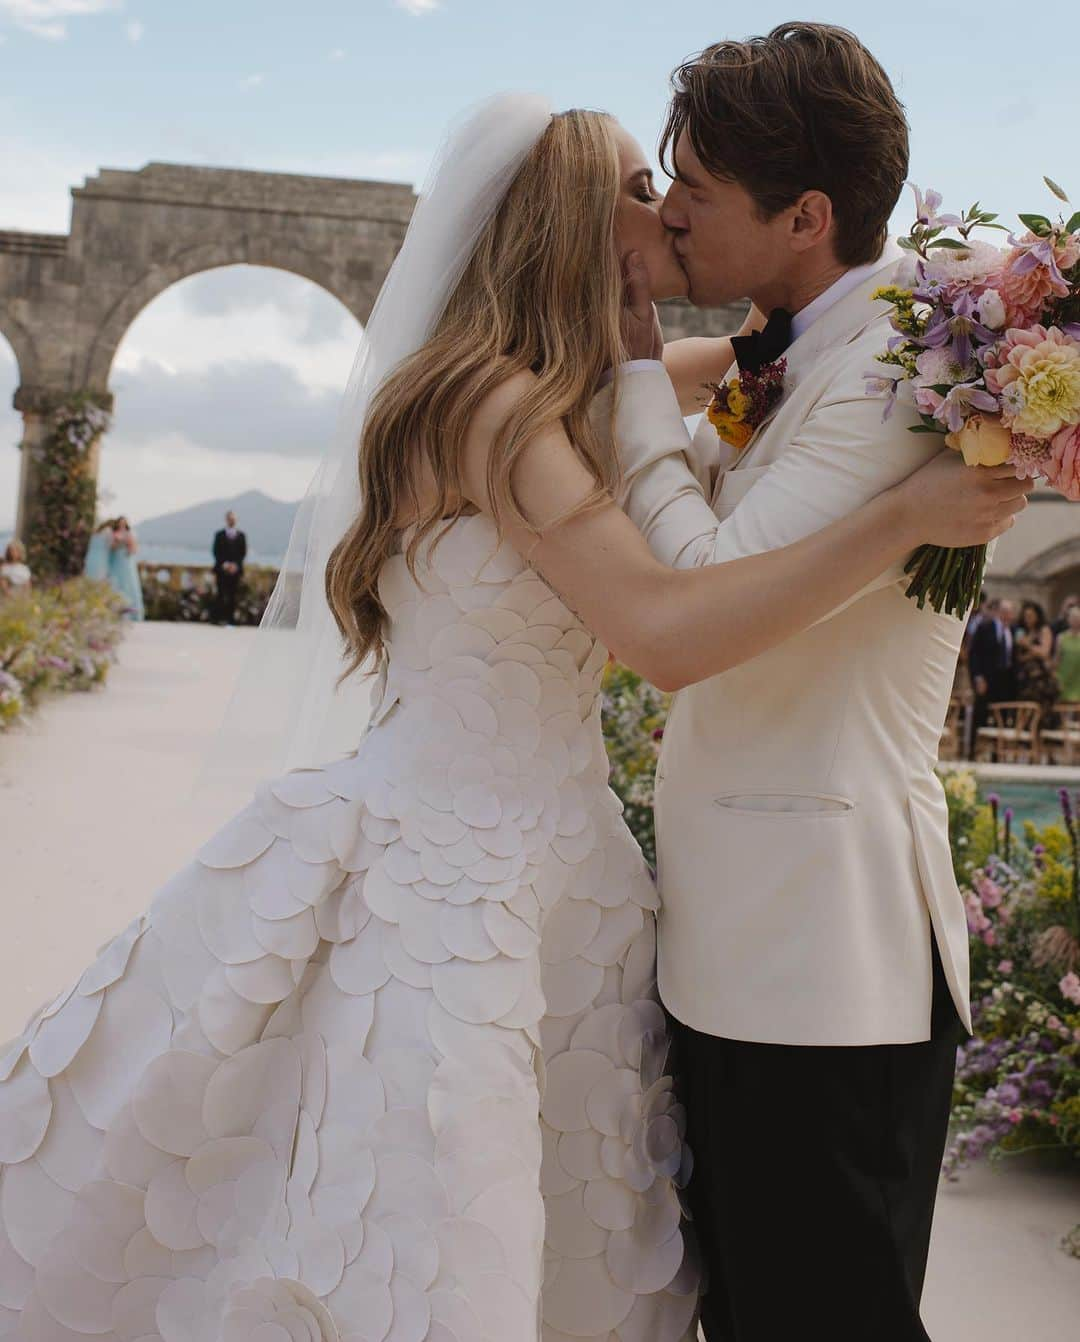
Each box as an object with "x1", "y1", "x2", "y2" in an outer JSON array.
[{"x1": 325, "y1": 109, "x2": 626, "y2": 677}]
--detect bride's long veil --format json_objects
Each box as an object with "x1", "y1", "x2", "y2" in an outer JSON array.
[{"x1": 197, "y1": 95, "x2": 553, "y2": 799}]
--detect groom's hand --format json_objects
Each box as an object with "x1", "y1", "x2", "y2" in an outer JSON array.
[{"x1": 621, "y1": 251, "x2": 664, "y2": 362}]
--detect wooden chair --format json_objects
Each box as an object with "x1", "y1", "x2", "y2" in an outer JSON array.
[
  {"x1": 975, "y1": 702, "x2": 1042, "y2": 764},
  {"x1": 939, "y1": 698, "x2": 964, "y2": 762},
  {"x1": 1039, "y1": 703, "x2": 1080, "y2": 765}
]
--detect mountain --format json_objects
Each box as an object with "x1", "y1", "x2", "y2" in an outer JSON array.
[{"x1": 135, "y1": 490, "x2": 299, "y2": 558}]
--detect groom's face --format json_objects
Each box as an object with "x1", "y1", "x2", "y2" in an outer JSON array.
[{"x1": 662, "y1": 133, "x2": 791, "y2": 308}]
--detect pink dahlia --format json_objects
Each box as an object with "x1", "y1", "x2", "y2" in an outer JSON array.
[
  {"x1": 1046, "y1": 423, "x2": 1080, "y2": 500},
  {"x1": 984, "y1": 325, "x2": 1080, "y2": 437},
  {"x1": 1009, "y1": 432, "x2": 1053, "y2": 479},
  {"x1": 996, "y1": 231, "x2": 1074, "y2": 326}
]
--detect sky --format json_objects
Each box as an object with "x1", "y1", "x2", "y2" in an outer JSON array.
[{"x1": 1, "y1": 0, "x2": 1078, "y2": 531}]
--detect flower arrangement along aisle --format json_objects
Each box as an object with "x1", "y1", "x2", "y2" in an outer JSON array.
[
  {"x1": 0, "y1": 578, "x2": 126, "y2": 732},
  {"x1": 942, "y1": 773, "x2": 1080, "y2": 1256},
  {"x1": 599, "y1": 659, "x2": 669, "y2": 870},
  {"x1": 868, "y1": 179, "x2": 1080, "y2": 615}
]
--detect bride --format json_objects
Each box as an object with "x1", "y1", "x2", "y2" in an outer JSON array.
[{"x1": 0, "y1": 98, "x2": 1026, "y2": 1342}]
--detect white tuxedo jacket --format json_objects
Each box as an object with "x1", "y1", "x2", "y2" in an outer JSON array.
[{"x1": 607, "y1": 246, "x2": 972, "y2": 1046}]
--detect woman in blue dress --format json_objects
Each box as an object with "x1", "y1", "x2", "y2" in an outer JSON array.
[{"x1": 84, "y1": 516, "x2": 145, "y2": 619}]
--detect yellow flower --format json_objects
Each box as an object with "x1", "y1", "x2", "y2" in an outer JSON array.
[
  {"x1": 707, "y1": 405, "x2": 754, "y2": 451},
  {"x1": 944, "y1": 413, "x2": 1013, "y2": 467},
  {"x1": 987, "y1": 327, "x2": 1080, "y2": 439},
  {"x1": 944, "y1": 769, "x2": 978, "y2": 807},
  {"x1": 725, "y1": 385, "x2": 750, "y2": 421},
  {"x1": 872, "y1": 285, "x2": 915, "y2": 306}
]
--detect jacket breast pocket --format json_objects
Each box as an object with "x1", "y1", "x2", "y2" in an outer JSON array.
[{"x1": 712, "y1": 791, "x2": 856, "y2": 818}]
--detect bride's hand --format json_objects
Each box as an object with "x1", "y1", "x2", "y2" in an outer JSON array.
[
  {"x1": 621, "y1": 251, "x2": 664, "y2": 362},
  {"x1": 890, "y1": 450, "x2": 1033, "y2": 548}
]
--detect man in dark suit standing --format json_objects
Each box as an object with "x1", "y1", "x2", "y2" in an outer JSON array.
[
  {"x1": 212, "y1": 510, "x2": 246, "y2": 626},
  {"x1": 968, "y1": 596, "x2": 1016, "y2": 755}
]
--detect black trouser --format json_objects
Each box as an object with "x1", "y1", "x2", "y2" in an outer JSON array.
[
  {"x1": 674, "y1": 939, "x2": 966, "y2": 1342},
  {"x1": 214, "y1": 570, "x2": 240, "y2": 624}
]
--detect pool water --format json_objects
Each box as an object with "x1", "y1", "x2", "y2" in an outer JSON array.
[{"x1": 985, "y1": 781, "x2": 1072, "y2": 831}]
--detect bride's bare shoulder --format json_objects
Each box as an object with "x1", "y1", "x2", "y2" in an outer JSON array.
[
  {"x1": 465, "y1": 367, "x2": 537, "y2": 443},
  {"x1": 393, "y1": 364, "x2": 536, "y2": 528}
]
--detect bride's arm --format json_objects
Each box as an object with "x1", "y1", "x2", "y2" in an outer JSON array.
[
  {"x1": 462, "y1": 372, "x2": 1028, "y2": 693},
  {"x1": 661, "y1": 305, "x2": 763, "y2": 414}
]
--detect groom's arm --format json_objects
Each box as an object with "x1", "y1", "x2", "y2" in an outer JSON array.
[{"x1": 611, "y1": 365, "x2": 935, "y2": 601}]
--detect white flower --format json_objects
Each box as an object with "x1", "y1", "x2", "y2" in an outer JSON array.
[
  {"x1": 977, "y1": 288, "x2": 1007, "y2": 330},
  {"x1": 915, "y1": 346, "x2": 977, "y2": 388},
  {"x1": 999, "y1": 381, "x2": 1027, "y2": 420},
  {"x1": 221, "y1": 1277, "x2": 340, "y2": 1341},
  {"x1": 922, "y1": 240, "x2": 1005, "y2": 289}
]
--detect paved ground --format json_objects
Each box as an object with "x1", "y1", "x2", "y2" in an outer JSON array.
[{"x1": 1, "y1": 622, "x2": 1077, "y2": 1335}]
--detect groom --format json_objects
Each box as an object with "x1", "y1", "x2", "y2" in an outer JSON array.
[{"x1": 611, "y1": 24, "x2": 971, "y2": 1341}]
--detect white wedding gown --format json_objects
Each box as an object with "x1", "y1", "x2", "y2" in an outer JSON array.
[{"x1": 0, "y1": 512, "x2": 700, "y2": 1342}]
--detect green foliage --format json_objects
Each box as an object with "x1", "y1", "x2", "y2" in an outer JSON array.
[
  {"x1": 23, "y1": 395, "x2": 111, "y2": 582},
  {"x1": 599, "y1": 662, "x2": 669, "y2": 870},
  {"x1": 1018, "y1": 213, "x2": 1054, "y2": 237},
  {"x1": 940, "y1": 771, "x2": 1080, "y2": 1202},
  {"x1": 140, "y1": 567, "x2": 278, "y2": 627}
]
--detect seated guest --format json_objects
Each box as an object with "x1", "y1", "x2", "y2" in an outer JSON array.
[{"x1": 0, "y1": 540, "x2": 32, "y2": 594}]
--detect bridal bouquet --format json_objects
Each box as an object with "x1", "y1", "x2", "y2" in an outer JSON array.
[{"x1": 867, "y1": 179, "x2": 1080, "y2": 616}]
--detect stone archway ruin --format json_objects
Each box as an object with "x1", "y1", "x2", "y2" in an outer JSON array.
[{"x1": 1, "y1": 159, "x2": 738, "y2": 543}]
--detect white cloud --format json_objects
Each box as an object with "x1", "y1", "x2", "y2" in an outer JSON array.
[
  {"x1": 112, "y1": 268, "x2": 360, "y2": 393},
  {"x1": 0, "y1": 0, "x2": 122, "y2": 41},
  {"x1": 328, "y1": 47, "x2": 346, "y2": 61},
  {"x1": 97, "y1": 437, "x2": 316, "y2": 527},
  {"x1": 240, "y1": 73, "x2": 265, "y2": 90},
  {"x1": 395, "y1": 0, "x2": 440, "y2": 15},
  {"x1": 125, "y1": 17, "x2": 141, "y2": 41}
]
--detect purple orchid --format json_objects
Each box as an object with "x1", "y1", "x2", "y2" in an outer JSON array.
[
  {"x1": 910, "y1": 184, "x2": 963, "y2": 229},
  {"x1": 864, "y1": 370, "x2": 901, "y2": 420},
  {"x1": 933, "y1": 380, "x2": 999, "y2": 433},
  {"x1": 1007, "y1": 231, "x2": 1071, "y2": 296},
  {"x1": 918, "y1": 291, "x2": 997, "y2": 367}
]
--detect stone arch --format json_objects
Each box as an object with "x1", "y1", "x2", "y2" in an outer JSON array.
[
  {"x1": 0, "y1": 307, "x2": 39, "y2": 394},
  {"x1": 1017, "y1": 536, "x2": 1080, "y2": 583},
  {"x1": 83, "y1": 237, "x2": 373, "y2": 392}
]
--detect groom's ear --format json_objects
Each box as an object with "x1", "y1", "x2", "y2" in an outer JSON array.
[{"x1": 789, "y1": 190, "x2": 834, "y2": 255}]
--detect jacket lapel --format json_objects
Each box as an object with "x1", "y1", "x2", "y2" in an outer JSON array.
[{"x1": 729, "y1": 242, "x2": 906, "y2": 472}]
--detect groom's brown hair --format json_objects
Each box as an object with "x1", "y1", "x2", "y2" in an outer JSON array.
[{"x1": 660, "y1": 23, "x2": 908, "y2": 267}]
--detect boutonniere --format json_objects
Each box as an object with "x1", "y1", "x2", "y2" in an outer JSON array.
[
  {"x1": 704, "y1": 356, "x2": 787, "y2": 453},
  {"x1": 703, "y1": 305, "x2": 793, "y2": 453}
]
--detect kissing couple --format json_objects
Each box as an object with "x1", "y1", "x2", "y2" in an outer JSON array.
[{"x1": 0, "y1": 22, "x2": 1032, "y2": 1342}]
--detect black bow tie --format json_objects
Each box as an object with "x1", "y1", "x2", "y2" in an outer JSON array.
[{"x1": 730, "y1": 307, "x2": 794, "y2": 375}]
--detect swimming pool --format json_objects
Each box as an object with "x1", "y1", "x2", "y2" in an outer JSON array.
[{"x1": 982, "y1": 781, "x2": 1072, "y2": 830}]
